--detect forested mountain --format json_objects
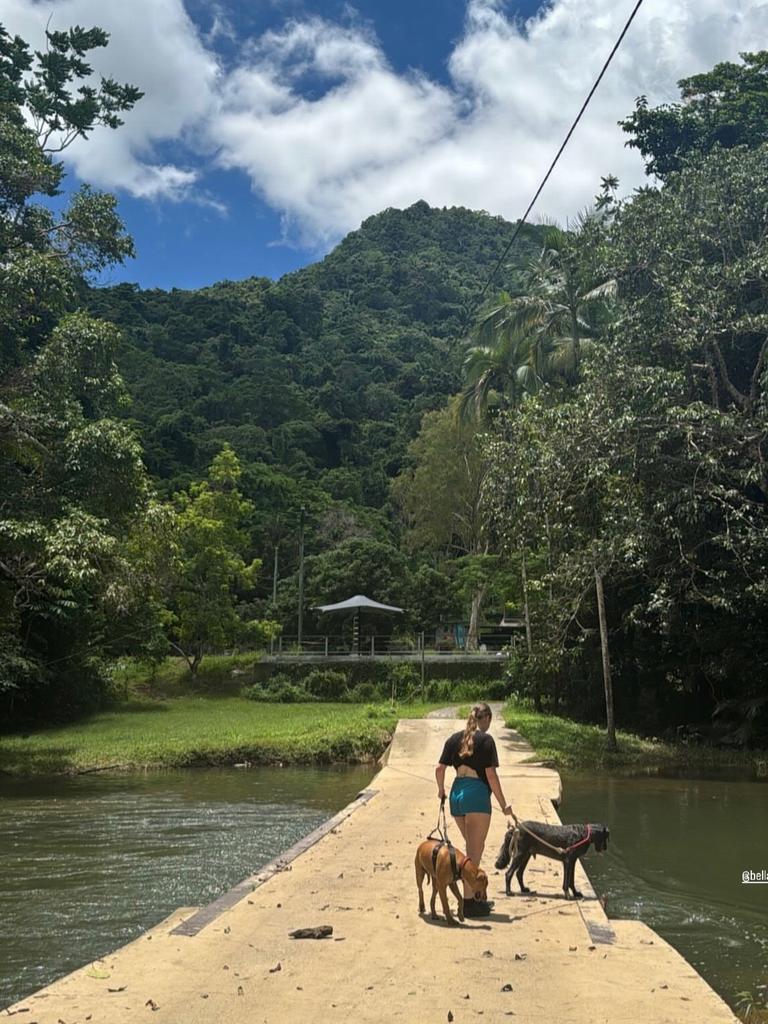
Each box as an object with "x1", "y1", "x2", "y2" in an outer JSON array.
[
  {"x1": 84, "y1": 205, "x2": 544, "y2": 633},
  {"x1": 88, "y1": 203, "x2": 542, "y2": 510},
  {"x1": 5, "y1": 23, "x2": 766, "y2": 742}
]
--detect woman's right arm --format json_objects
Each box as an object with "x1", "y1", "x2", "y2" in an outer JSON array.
[{"x1": 435, "y1": 763, "x2": 447, "y2": 800}]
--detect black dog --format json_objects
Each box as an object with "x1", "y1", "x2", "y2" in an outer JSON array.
[{"x1": 495, "y1": 822, "x2": 609, "y2": 899}]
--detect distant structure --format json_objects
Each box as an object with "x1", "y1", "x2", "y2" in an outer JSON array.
[{"x1": 315, "y1": 594, "x2": 404, "y2": 656}]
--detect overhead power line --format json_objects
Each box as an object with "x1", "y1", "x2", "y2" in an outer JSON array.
[{"x1": 478, "y1": 0, "x2": 646, "y2": 302}]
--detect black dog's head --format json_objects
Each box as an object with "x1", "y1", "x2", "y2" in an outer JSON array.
[
  {"x1": 495, "y1": 826, "x2": 516, "y2": 869},
  {"x1": 590, "y1": 824, "x2": 610, "y2": 853}
]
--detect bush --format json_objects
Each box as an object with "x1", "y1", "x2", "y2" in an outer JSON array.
[
  {"x1": 387, "y1": 662, "x2": 420, "y2": 701},
  {"x1": 348, "y1": 682, "x2": 385, "y2": 703},
  {"x1": 421, "y1": 677, "x2": 509, "y2": 702},
  {"x1": 424, "y1": 679, "x2": 457, "y2": 702},
  {"x1": 250, "y1": 658, "x2": 504, "y2": 688},
  {"x1": 304, "y1": 669, "x2": 349, "y2": 700},
  {"x1": 243, "y1": 659, "x2": 508, "y2": 704},
  {"x1": 243, "y1": 674, "x2": 314, "y2": 703}
]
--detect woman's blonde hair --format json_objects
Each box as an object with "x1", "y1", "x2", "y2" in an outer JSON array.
[{"x1": 458, "y1": 702, "x2": 492, "y2": 758}]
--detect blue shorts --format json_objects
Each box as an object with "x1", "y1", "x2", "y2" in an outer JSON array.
[{"x1": 449, "y1": 777, "x2": 491, "y2": 816}]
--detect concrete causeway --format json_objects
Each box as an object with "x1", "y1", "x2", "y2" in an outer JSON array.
[{"x1": 6, "y1": 715, "x2": 739, "y2": 1023}]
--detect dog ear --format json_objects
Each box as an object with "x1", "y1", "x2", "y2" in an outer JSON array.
[{"x1": 495, "y1": 832, "x2": 513, "y2": 869}]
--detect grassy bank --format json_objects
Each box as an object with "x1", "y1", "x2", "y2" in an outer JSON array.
[
  {"x1": 111, "y1": 653, "x2": 260, "y2": 697},
  {"x1": 502, "y1": 701, "x2": 768, "y2": 775},
  {"x1": 0, "y1": 698, "x2": 436, "y2": 776}
]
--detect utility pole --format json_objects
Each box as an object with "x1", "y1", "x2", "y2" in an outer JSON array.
[
  {"x1": 270, "y1": 543, "x2": 279, "y2": 656},
  {"x1": 594, "y1": 566, "x2": 617, "y2": 752},
  {"x1": 297, "y1": 507, "x2": 306, "y2": 649},
  {"x1": 420, "y1": 631, "x2": 426, "y2": 701}
]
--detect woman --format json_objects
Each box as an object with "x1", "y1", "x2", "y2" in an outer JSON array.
[{"x1": 435, "y1": 702, "x2": 513, "y2": 917}]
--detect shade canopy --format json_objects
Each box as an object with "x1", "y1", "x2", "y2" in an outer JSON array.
[{"x1": 314, "y1": 594, "x2": 404, "y2": 614}]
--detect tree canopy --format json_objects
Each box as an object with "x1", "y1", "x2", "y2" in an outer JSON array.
[
  {"x1": 0, "y1": 21, "x2": 150, "y2": 718},
  {"x1": 4, "y1": 29, "x2": 768, "y2": 746},
  {"x1": 621, "y1": 51, "x2": 768, "y2": 177}
]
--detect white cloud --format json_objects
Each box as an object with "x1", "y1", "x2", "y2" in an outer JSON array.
[
  {"x1": 213, "y1": 19, "x2": 458, "y2": 245},
  {"x1": 0, "y1": 0, "x2": 219, "y2": 200},
  {"x1": 205, "y1": 0, "x2": 768, "y2": 246},
  {"x1": 2, "y1": 0, "x2": 768, "y2": 243}
]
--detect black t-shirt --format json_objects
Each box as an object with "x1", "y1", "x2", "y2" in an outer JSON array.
[{"x1": 439, "y1": 729, "x2": 499, "y2": 790}]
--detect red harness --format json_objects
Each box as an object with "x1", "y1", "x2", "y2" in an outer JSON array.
[{"x1": 562, "y1": 824, "x2": 592, "y2": 855}]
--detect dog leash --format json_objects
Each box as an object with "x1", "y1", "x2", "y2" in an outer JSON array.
[
  {"x1": 508, "y1": 810, "x2": 593, "y2": 857},
  {"x1": 426, "y1": 797, "x2": 464, "y2": 883},
  {"x1": 427, "y1": 795, "x2": 450, "y2": 843}
]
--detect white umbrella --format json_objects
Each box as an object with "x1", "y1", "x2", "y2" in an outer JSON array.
[
  {"x1": 314, "y1": 594, "x2": 404, "y2": 655},
  {"x1": 314, "y1": 594, "x2": 404, "y2": 614}
]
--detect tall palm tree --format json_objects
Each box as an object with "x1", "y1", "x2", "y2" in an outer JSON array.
[
  {"x1": 458, "y1": 215, "x2": 615, "y2": 659},
  {"x1": 459, "y1": 291, "x2": 544, "y2": 421},
  {"x1": 502, "y1": 217, "x2": 616, "y2": 384},
  {"x1": 460, "y1": 217, "x2": 615, "y2": 422}
]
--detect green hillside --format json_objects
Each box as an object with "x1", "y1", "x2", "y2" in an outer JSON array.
[
  {"x1": 88, "y1": 203, "x2": 541, "y2": 506},
  {"x1": 84, "y1": 204, "x2": 542, "y2": 628}
]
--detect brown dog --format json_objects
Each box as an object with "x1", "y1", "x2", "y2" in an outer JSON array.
[{"x1": 415, "y1": 838, "x2": 489, "y2": 924}]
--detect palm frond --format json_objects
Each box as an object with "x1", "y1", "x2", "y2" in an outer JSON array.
[
  {"x1": 515, "y1": 363, "x2": 541, "y2": 393},
  {"x1": 582, "y1": 278, "x2": 617, "y2": 302}
]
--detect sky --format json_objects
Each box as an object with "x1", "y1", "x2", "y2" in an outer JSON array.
[{"x1": 1, "y1": 0, "x2": 767, "y2": 290}]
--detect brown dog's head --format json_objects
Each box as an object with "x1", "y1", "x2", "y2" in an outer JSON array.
[{"x1": 462, "y1": 859, "x2": 489, "y2": 901}]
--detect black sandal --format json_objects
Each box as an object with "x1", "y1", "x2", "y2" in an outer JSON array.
[{"x1": 463, "y1": 898, "x2": 492, "y2": 917}]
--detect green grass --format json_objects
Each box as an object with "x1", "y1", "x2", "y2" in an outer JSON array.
[
  {"x1": 502, "y1": 701, "x2": 768, "y2": 775},
  {"x1": 0, "y1": 699, "x2": 437, "y2": 776}
]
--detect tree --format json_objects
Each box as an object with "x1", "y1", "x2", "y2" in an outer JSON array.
[
  {"x1": 487, "y1": 299, "x2": 768, "y2": 738},
  {"x1": 0, "y1": 25, "x2": 140, "y2": 372},
  {"x1": 460, "y1": 297, "x2": 541, "y2": 419},
  {"x1": 392, "y1": 397, "x2": 492, "y2": 650},
  {"x1": 0, "y1": 23, "x2": 149, "y2": 718},
  {"x1": 597, "y1": 143, "x2": 768, "y2": 728},
  {"x1": 508, "y1": 218, "x2": 615, "y2": 382},
  {"x1": 168, "y1": 445, "x2": 271, "y2": 675},
  {"x1": 485, "y1": 361, "x2": 649, "y2": 746},
  {"x1": 608, "y1": 144, "x2": 768, "y2": 485},
  {"x1": 460, "y1": 216, "x2": 617, "y2": 659},
  {"x1": 462, "y1": 218, "x2": 614, "y2": 424},
  {"x1": 620, "y1": 51, "x2": 768, "y2": 178},
  {"x1": 307, "y1": 537, "x2": 410, "y2": 614}
]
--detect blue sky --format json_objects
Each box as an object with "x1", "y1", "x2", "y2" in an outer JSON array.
[
  {"x1": 2, "y1": 0, "x2": 765, "y2": 291},
  {"x1": 100, "y1": 0, "x2": 534, "y2": 290},
  {"x1": 104, "y1": 0, "x2": 543, "y2": 290}
]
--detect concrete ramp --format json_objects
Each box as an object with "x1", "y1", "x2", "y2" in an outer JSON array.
[{"x1": 5, "y1": 716, "x2": 738, "y2": 1024}]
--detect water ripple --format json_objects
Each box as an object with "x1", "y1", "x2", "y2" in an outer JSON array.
[{"x1": 0, "y1": 765, "x2": 372, "y2": 1008}]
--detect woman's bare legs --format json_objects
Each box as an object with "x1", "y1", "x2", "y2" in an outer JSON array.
[{"x1": 453, "y1": 812, "x2": 491, "y2": 898}]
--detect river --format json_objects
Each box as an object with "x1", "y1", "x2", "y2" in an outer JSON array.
[
  {"x1": 0, "y1": 765, "x2": 372, "y2": 1009},
  {"x1": 563, "y1": 772, "x2": 768, "y2": 1013},
  {"x1": 2, "y1": 767, "x2": 766, "y2": 1015}
]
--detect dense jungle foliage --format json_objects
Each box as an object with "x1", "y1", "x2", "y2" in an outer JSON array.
[
  {"x1": 84, "y1": 200, "x2": 545, "y2": 651},
  {"x1": 1, "y1": 24, "x2": 766, "y2": 744},
  {"x1": 86, "y1": 203, "x2": 543, "y2": 506}
]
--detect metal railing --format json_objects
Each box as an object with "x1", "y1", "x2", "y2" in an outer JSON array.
[{"x1": 268, "y1": 633, "x2": 518, "y2": 657}]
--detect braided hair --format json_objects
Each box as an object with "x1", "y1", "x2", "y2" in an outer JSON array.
[{"x1": 458, "y1": 702, "x2": 492, "y2": 758}]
